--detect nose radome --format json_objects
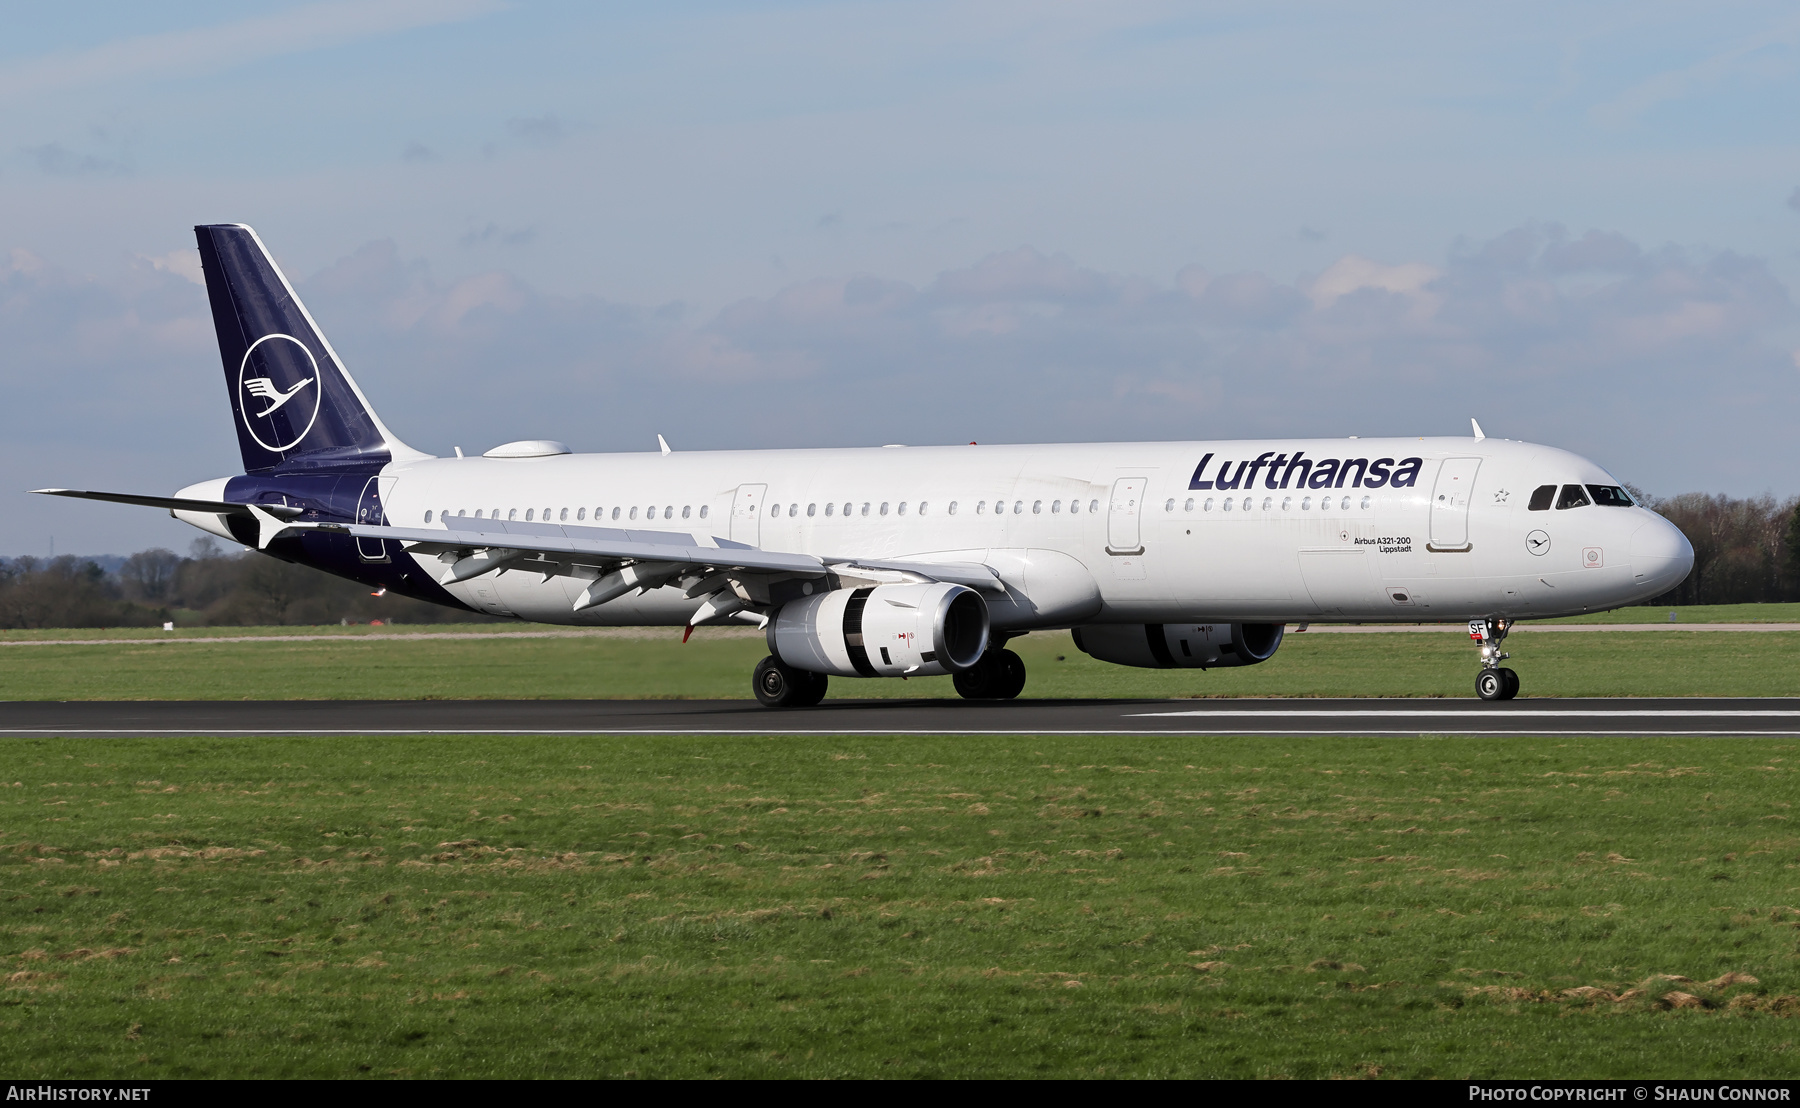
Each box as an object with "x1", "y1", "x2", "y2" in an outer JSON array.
[{"x1": 1629, "y1": 515, "x2": 1694, "y2": 594}]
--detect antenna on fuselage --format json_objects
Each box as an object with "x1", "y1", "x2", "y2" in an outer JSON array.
[
  {"x1": 1471, "y1": 418, "x2": 1486, "y2": 442},
  {"x1": 657, "y1": 434, "x2": 672, "y2": 456}
]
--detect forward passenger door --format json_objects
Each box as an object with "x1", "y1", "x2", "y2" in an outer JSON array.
[{"x1": 1428, "y1": 459, "x2": 1480, "y2": 552}]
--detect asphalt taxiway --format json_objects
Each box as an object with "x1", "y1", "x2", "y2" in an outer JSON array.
[{"x1": 2, "y1": 697, "x2": 1798, "y2": 736}]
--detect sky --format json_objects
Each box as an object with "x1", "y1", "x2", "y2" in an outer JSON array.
[{"x1": 6, "y1": 0, "x2": 1800, "y2": 555}]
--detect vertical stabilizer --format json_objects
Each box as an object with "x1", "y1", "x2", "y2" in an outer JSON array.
[{"x1": 195, "y1": 224, "x2": 424, "y2": 474}]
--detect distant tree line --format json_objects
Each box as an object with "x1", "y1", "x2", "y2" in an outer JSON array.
[
  {"x1": 2, "y1": 492, "x2": 1797, "y2": 629},
  {"x1": 1639, "y1": 491, "x2": 1800, "y2": 607},
  {"x1": 0, "y1": 538, "x2": 495, "y2": 629}
]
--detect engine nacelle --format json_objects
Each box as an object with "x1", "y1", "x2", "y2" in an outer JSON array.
[
  {"x1": 770, "y1": 582, "x2": 989, "y2": 678},
  {"x1": 1071, "y1": 622, "x2": 1284, "y2": 669}
]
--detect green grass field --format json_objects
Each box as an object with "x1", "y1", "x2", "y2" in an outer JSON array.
[
  {"x1": 4, "y1": 733, "x2": 1799, "y2": 1078},
  {"x1": 5, "y1": 609, "x2": 1799, "y2": 1078},
  {"x1": 2, "y1": 625, "x2": 1797, "y2": 700}
]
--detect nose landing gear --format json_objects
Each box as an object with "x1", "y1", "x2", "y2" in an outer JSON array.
[{"x1": 1470, "y1": 618, "x2": 1519, "y2": 700}]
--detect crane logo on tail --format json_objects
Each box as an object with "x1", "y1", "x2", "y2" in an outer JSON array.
[
  {"x1": 245, "y1": 375, "x2": 313, "y2": 417},
  {"x1": 237, "y1": 333, "x2": 323, "y2": 453}
]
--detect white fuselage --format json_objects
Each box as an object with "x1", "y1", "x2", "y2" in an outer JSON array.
[{"x1": 368, "y1": 436, "x2": 1692, "y2": 627}]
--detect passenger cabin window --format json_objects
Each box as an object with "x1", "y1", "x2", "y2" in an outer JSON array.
[
  {"x1": 560, "y1": 508, "x2": 569, "y2": 521},
  {"x1": 1183, "y1": 498, "x2": 1193, "y2": 512},
  {"x1": 612, "y1": 507, "x2": 621, "y2": 520},
  {"x1": 948, "y1": 501, "x2": 958, "y2": 515},
  {"x1": 682, "y1": 505, "x2": 692, "y2": 519},
  {"x1": 475, "y1": 509, "x2": 484, "y2": 519},
  {"x1": 1528, "y1": 484, "x2": 1556, "y2": 511},
  {"x1": 976, "y1": 501, "x2": 986, "y2": 514},
  {"x1": 699, "y1": 505, "x2": 708, "y2": 519},
  {"x1": 1556, "y1": 484, "x2": 1591, "y2": 510},
  {"x1": 425, "y1": 510, "x2": 433, "y2": 523},
  {"x1": 1587, "y1": 484, "x2": 1634, "y2": 507},
  {"x1": 788, "y1": 504, "x2": 798, "y2": 518},
  {"x1": 1165, "y1": 498, "x2": 1175, "y2": 512},
  {"x1": 1033, "y1": 500, "x2": 1042, "y2": 514},
  {"x1": 1014, "y1": 500, "x2": 1024, "y2": 514},
  {"x1": 1359, "y1": 496, "x2": 1370, "y2": 510},
  {"x1": 897, "y1": 502, "x2": 907, "y2": 516},
  {"x1": 577, "y1": 508, "x2": 586, "y2": 521},
  {"x1": 880, "y1": 502, "x2": 889, "y2": 516},
  {"x1": 860, "y1": 503, "x2": 870, "y2": 517},
  {"x1": 1089, "y1": 499, "x2": 1099, "y2": 513},
  {"x1": 825, "y1": 502, "x2": 835, "y2": 516},
  {"x1": 1053, "y1": 500, "x2": 1063, "y2": 513},
  {"x1": 629, "y1": 507, "x2": 638, "y2": 520},
  {"x1": 919, "y1": 502, "x2": 928, "y2": 515}
]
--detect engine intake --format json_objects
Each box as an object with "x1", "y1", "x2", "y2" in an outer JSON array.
[
  {"x1": 1071, "y1": 622, "x2": 1284, "y2": 669},
  {"x1": 771, "y1": 582, "x2": 989, "y2": 678}
]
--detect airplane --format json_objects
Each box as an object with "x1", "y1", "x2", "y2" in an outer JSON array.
[{"x1": 36, "y1": 224, "x2": 1695, "y2": 706}]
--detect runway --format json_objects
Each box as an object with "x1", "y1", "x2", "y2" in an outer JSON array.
[{"x1": 3, "y1": 697, "x2": 1799, "y2": 736}]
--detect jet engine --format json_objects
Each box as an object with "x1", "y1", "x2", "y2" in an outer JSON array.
[
  {"x1": 771, "y1": 582, "x2": 989, "y2": 678},
  {"x1": 1071, "y1": 622, "x2": 1284, "y2": 669}
]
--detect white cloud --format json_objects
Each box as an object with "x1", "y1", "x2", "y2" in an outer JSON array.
[
  {"x1": 0, "y1": 0, "x2": 504, "y2": 99},
  {"x1": 1307, "y1": 255, "x2": 1441, "y2": 308},
  {"x1": 1589, "y1": 14, "x2": 1800, "y2": 127},
  {"x1": 140, "y1": 249, "x2": 203, "y2": 286}
]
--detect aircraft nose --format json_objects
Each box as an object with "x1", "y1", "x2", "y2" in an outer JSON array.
[{"x1": 1629, "y1": 514, "x2": 1693, "y2": 596}]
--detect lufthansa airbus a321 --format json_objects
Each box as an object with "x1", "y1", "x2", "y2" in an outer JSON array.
[{"x1": 37, "y1": 225, "x2": 1695, "y2": 705}]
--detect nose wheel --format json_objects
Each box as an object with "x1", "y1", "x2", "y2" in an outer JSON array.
[{"x1": 1470, "y1": 618, "x2": 1519, "y2": 701}]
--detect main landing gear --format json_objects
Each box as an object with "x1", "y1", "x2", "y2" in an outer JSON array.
[
  {"x1": 749, "y1": 643, "x2": 1028, "y2": 706},
  {"x1": 953, "y1": 647, "x2": 1027, "y2": 700},
  {"x1": 1470, "y1": 617, "x2": 1520, "y2": 701},
  {"x1": 753, "y1": 655, "x2": 829, "y2": 708}
]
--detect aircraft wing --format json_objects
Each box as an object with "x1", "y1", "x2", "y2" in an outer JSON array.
[
  {"x1": 302, "y1": 519, "x2": 826, "y2": 576},
  {"x1": 292, "y1": 518, "x2": 1005, "y2": 625}
]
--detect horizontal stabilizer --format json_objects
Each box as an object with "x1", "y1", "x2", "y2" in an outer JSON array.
[{"x1": 31, "y1": 488, "x2": 302, "y2": 518}]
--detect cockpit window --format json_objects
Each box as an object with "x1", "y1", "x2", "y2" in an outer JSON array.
[
  {"x1": 1556, "y1": 484, "x2": 1591, "y2": 510},
  {"x1": 1586, "y1": 484, "x2": 1633, "y2": 507},
  {"x1": 1528, "y1": 485, "x2": 1556, "y2": 511}
]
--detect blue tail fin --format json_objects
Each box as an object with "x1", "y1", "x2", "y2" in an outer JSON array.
[{"x1": 195, "y1": 224, "x2": 421, "y2": 474}]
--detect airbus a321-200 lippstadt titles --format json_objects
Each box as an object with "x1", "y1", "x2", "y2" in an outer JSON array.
[{"x1": 39, "y1": 225, "x2": 1695, "y2": 705}]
